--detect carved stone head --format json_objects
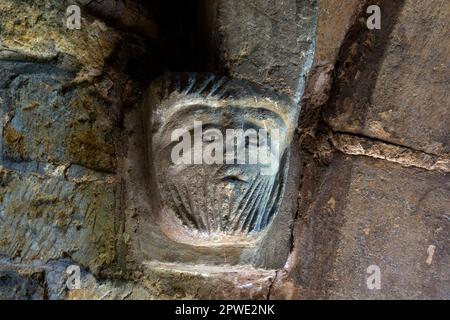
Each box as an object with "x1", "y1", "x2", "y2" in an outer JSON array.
[{"x1": 148, "y1": 73, "x2": 299, "y2": 244}]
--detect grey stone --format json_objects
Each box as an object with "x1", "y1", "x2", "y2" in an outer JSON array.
[
  {"x1": 0, "y1": 269, "x2": 46, "y2": 300},
  {"x1": 0, "y1": 169, "x2": 117, "y2": 273}
]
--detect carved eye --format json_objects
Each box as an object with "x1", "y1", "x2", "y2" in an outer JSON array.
[
  {"x1": 202, "y1": 128, "x2": 221, "y2": 143},
  {"x1": 258, "y1": 136, "x2": 269, "y2": 148},
  {"x1": 244, "y1": 137, "x2": 259, "y2": 148}
]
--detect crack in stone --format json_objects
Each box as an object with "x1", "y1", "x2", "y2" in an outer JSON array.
[
  {"x1": 330, "y1": 131, "x2": 450, "y2": 173},
  {"x1": 266, "y1": 269, "x2": 278, "y2": 300},
  {"x1": 287, "y1": 160, "x2": 307, "y2": 256}
]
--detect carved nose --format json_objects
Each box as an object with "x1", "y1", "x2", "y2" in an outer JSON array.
[
  {"x1": 222, "y1": 111, "x2": 244, "y2": 129},
  {"x1": 221, "y1": 175, "x2": 248, "y2": 183},
  {"x1": 218, "y1": 166, "x2": 251, "y2": 183}
]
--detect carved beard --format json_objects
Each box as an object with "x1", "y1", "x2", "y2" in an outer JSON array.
[{"x1": 159, "y1": 165, "x2": 279, "y2": 235}]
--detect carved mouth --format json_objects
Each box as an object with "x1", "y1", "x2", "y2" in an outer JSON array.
[{"x1": 221, "y1": 175, "x2": 248, "y2": 183}]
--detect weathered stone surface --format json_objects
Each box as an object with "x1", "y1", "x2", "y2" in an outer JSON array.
[
  {"x1": 64, "y1": 262, "x2": 275, "y2": 300},
  {"x1": 274, "y1": 0, "x2": 450, "y2": 300},
  {"x1": 0, "y1": 0, "x2": 149, "y2": 278},
  {"x1": 217, "y1": 0, "x2": 317, "y2": 99},
  {"x1": 331, "y1": 132, "x2": 450, "y2": 173},
  {"x1": 315, "y1": 0, "x2": 361, "y2": 63},
  {"x1": 1, "y1": 61, "x2": 116, "y2": 172},
  {"x1": 323, "y1": 0, "x2": 450, "y2": 156},
  {"x1": 77, "y1": 0, "x2": 159, "y2": 39},
  {"x1": 0, "y1": 260, "x2": 50, "y2": 300},
  {"x1": 139, "y1": 262, "x2": 275, "y2": 300},
  {"x1": 0, "y1": 168, "x2": 117, "y2": 272},
  {"x1": 0, "y1": 269, "x2": 46, "y2": 300},
  {"x1": 0, "y1": 0, "x2": 448, "y2": 301},
  {"x1": 0, "y1": 258, "x2": 276, "y2": 300},
  {"x1": 0, "y1": 0, "x2": 120, "y2": 81},
  {"x1": 272, "y1": 154, "x2": 450, "y2": 299}
]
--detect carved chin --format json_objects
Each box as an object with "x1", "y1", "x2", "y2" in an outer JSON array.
[{"x1": 159, "y1": 167, "x2": 276, "y2": 236}]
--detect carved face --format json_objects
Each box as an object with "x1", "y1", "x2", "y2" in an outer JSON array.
[{"x1": 149, "y1": 73, "x2": 296, "y2": 241}]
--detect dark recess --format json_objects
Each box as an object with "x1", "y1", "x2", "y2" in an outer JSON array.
[{"x1": 153, "y1": 0, "x2": 222, "y2": 73}]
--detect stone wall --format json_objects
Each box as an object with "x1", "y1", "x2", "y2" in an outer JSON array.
[{"x1": 0, "y1": 0, "x2": 448, "y2": 299}]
